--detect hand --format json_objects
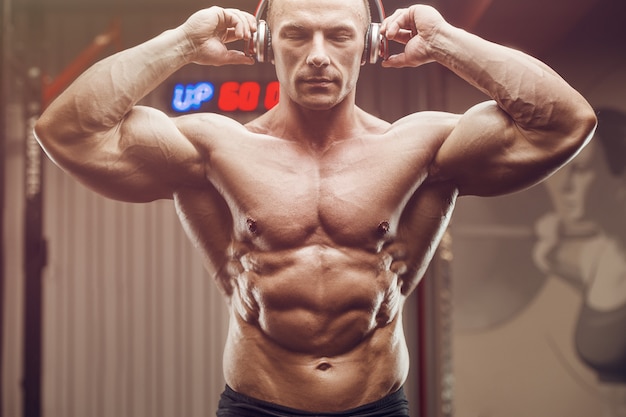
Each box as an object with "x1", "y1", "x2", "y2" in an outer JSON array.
[
  {"x1": 380, "y1": 5, "x2": 448, "y2": 68},
  {"x1": 180, "y1": 7, "x2": 256, "y2": 66}
]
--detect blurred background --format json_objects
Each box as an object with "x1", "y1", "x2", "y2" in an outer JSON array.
[{"x1": 2, "y1": 0, "x2": 625, "y2": 416}]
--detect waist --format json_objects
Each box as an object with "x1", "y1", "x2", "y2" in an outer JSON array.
[
  {"x1": 223, "y1": 313, "x2": 410, "y2": 412},
  {"x1": 217, "y1": 384, "x2": 410, "y2": 416}
]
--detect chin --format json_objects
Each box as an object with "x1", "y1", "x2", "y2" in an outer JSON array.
[
  {"x1": 298, "y1": 95, "x2": 344, "y2": 111},
  {"x1": 302, "y1": 102, "x2": 338, "y2": 111}
]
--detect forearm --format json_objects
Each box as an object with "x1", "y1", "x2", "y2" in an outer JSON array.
[
  {"x1": 37, "y1": 27, "x2": 192, "y2": 140},
  {"x1": 428, "y1": 24, "x2": 594, "y2": 135}
]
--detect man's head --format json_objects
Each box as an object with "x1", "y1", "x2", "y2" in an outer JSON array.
[
  {"x1": 265, "y1": 0, "x2": 373, "y2": 111},
  {"x1": 265, "y1": 0, "x2": 372, "y2": 32}
]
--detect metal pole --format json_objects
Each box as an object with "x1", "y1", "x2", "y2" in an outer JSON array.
[
  {"x1": 22, "y1": 67, "x2": 46, "y2": 417},
  {"x1": 22, "y1": 3, "x2": 46, "y2": 416},
  {"x1": 0, "y1": 0, "x2": 13, "y2": 413}
]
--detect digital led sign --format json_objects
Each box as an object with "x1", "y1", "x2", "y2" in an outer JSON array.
[{"x1": 171, "y1": 80, "x2": 279, "y2": 113}]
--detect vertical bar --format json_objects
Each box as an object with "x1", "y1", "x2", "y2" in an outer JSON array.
[
  {"x1": 416, "y1": 278, "x2": 428, "y2": 417},
  {"x1": 23, "y1": 64, "x2": 46, "y2": 417},
  {"x1": 21, "y1": 1, "x2": 46, "y2": 415},
  {"x1": 416, "y1": 38, "x2": 451, "y2": 416},
  {"x1": 439, "y1": 233, "x2": 454, "y2": 417},
  {"x1": 0, "y1": 0, "x2": 9, "y2": 411},
  {"x1": 417, "y1": 264, "x2": 443, "y2": 417}
]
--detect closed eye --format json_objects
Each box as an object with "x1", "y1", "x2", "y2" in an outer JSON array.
[
  {"x1": 328, "y1": 28, "x2": 356, "y2": 42},
  {"x1": 284, "y1": 32, "x2": 307, "y2": 40},
  {"x1": 279, "y1": 24, "x2": 309, "y2": 40},
  {"x1": 330, "y1": 35, "x2": 352, "y2": 42}
]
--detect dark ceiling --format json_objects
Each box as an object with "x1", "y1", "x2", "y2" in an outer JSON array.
[
  {"x1": 437, "y1": 0, "x2": 626, "y2": 59},
  {"x1": 11, "y1": 0, "x2": 626, "y2": 61}
]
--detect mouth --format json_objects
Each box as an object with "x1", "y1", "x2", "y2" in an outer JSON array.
[{"x1": 299, "y1": 76, "x2": 336, "y2": 87}]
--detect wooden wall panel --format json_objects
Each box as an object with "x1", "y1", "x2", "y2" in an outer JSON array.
[{"x1": 41, "y1": 159, "x2": 229, "y2": 417}]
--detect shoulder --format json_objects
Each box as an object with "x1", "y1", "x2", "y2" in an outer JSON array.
[
  {"x1": 355, "y1": 108, "x2": 392, "y2": 134},
  {"x1": 391, "y1": 110, "x2": 460, "y2": 135},
  {"x1": 382, "y1": 110, "x2": 460, "y2": 155},
  {"x1": 355, "y1": 108, "x2": 459, "y2": 140},
  {"x1": 175, "y1": 112, "x2": 248, "y2": 138},
  {"x1": 173, "y1": 112, "x2": 260, "y2": 152}
]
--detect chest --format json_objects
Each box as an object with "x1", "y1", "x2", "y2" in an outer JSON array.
[{"x1": 208, "y1": 138, "x2": 431, "y2": 247}]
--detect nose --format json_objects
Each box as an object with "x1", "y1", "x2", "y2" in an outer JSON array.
[{"x1": 306, "y1": 33, "x2": 330, "y2": 67}]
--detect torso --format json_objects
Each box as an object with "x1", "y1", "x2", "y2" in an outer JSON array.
[{"x1": 173, "y1": 109, "x2": 459, "y2": 411}]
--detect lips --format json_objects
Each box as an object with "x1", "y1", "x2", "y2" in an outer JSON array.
[
  {"x1": 298, "y1": 71, "x2": 336, "y2": 83},
  {"x1": 300, "y1": 77, "x2": 335, "y2": 87}
]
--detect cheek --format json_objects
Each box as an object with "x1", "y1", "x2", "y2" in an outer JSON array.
[
  {"x1": 340, "y1": 56, "x2": 363, "y2": 83},
  {"x1": 273, "y1": 55, "x2": 298, "y2": 83}
]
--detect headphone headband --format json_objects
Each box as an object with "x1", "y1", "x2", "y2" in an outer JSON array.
[
  {"x1": 247, "y1": 0, "x2": 388, "y2": 64},
  {"x1": 254, "y1": 0, "x2": 266, "y2": 18},
  {"x1": 254, "y1": 0, "x2": 386, "y2": 23}
]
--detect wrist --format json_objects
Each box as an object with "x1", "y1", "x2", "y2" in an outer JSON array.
[
  {"x1": 425, "y1": 24, "x2": 468, "y2": 65},
  {"x1": 169, "y1": 27, "x2": 198, "y2": 65}
]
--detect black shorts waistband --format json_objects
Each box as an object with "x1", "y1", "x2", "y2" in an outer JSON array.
[{"x1": 216, "y1": 384, "x2": 410, "y2": 417}]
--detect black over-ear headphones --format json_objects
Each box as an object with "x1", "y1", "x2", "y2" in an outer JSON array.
[{"x1": 245, "y1": 0, "x2": 389, "y2": 64}]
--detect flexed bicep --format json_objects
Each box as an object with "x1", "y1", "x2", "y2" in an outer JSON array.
[
  {"x1": 35, "y1": 6, "x2": 256, "y2": 202},
  {"x1": 430, "y1": 100, "x2": 576, "y2": 197},
  {"x1": 108, "y1": 106, "x2": 206, "y2": 201},
  {"x1": 37, "y1": 105, "x2": 206, "y2": 202},
  {"x1": 383, "y1": 3, "x2": 596, "y2": 197}
]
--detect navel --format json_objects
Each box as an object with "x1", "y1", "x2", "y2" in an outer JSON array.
[{"x1": 316, "y1": 362, "x2": 332, "y2": 371}]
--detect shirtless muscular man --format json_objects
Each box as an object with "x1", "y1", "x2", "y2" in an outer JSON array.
[{"x1": 34, "y1": 0, "x2": 597, "y2": 415}]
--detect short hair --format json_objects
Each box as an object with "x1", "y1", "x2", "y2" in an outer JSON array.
[{"x1": 265, "y1": 0, "x2": 372, "y2": 29}]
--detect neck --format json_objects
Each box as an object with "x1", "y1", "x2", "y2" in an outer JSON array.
[{"x1": 270, "y1": 94, "x2": 361, "y2": 151}]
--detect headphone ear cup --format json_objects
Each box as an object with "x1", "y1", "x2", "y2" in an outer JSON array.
[
  {"x1": 362, "y1": 24, "x2": 372, "y2": 65},
  {"x1": 364, "y1": 23, "x2": 386, "y2": 64},
  {"x1": 255, "y1": 20, "x2": 274, "y2": 62},
  {"x1": 265, "y1": 24, "x2": 273, "y2": 62},
  {"x1": 254, "y1": 20, "x2": 273, "y2": 63}
]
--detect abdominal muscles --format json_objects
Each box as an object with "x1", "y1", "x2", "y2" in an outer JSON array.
[
  {"x1": 233, "y1": 243, "x2": 401, "y2": 355},
  {"x1": 223, "y1": 244, "x2": 409, "y2": 410}
]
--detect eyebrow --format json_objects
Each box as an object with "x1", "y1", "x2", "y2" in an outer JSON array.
[
  {"x1": 279, "y1": 23, "x2": 306, "y2": 33},
  {"x1": 328, "y1": 25, "x2": 358, "y2": 35},
  {"x1": 278, "y1": 22, "x2": 359, "y2": 34}
]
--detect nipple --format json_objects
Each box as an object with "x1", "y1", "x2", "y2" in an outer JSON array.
[
  {"x1": 377, "y1": 221, "x2": 390, "y2": 237},
  {"x1": 246, "y1": 218, "x2": 259, "y2": 235}
]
